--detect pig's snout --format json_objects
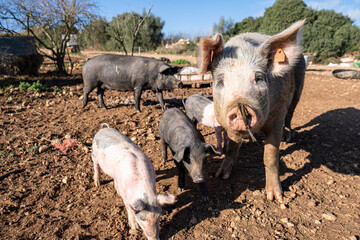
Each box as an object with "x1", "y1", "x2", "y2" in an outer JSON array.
[
  {"x1": 193, "y1": 175, "x2": 205, "y2": 183},
  {"x1": 226, "y1": 105, "x2": 257, "y2": 131}
]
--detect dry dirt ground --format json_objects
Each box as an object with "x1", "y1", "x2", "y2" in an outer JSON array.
[{"x1": 1, "y1": 52, "x2": 360, "y2": 239}]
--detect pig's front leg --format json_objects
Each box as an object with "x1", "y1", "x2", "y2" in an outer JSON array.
[
  {"x1": 161, "y1": 139, "x2": 168, "y2": 163},
  {"x1": 215, "y1": 139, "x2": 241, "y2": 179},
  {"x1": 93, "y1": 160, "x2": 100, "y2": 187},
  {"x1": 125, "y1": 205, "x2": 138, "y2": 235},
  {"x1": 263, "y1": 124, "x2": 283, "y2": 202},
  {"x1": 134, "y1": 86, "x2": 143, "y2": 112},
  {"x1": 214, "y1": 126, "x2": 223, "y2": 154},
  {"x1": 97, "y1": 87, "x2": 107, "y2": 109},
  {"x1": 174, "y1": 161, "x2": 186, "y2": 191},
  {"x1": 154, "y1": 90, "x2": 166, "y2": 111},
  {"x1": 198, "y1": 182, "x2": 209, "y2": 201}
]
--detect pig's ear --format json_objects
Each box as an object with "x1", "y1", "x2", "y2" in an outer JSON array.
[
  {"x1": 130, "y1": 199, "x2": 146, "y2": 213},
  {"x1": 173, "y1": 146, "x2": 190, "y2": 162},
  {"x1": 204, "y1": 143, "x2": 219, "y2": 156},
  {"x1": 258, "y1": 19, "x2": 305, "y2": 75},
  {"x1": 159, "y1": 64, "x2": 171, "y2": 74},
  {"x1": 198, "y1": 34, "x2": 224, "y2": 73},
  {"x1": 157, "y1": 193, "x2": 176, "y2": 206}
]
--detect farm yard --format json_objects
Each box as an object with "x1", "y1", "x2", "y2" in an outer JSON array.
[{"x1": 0, "y1": 52, "x2": 360, "y2": 240}]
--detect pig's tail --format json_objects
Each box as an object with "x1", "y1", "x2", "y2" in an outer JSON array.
[{"x1": 100, "y1": 123, "x2": 110, "y2": 129}]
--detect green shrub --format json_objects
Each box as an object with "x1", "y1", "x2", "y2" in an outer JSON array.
[
  {"x1": 29, "y1": 80, "x2": 45, "y2": 92},
  {"x1": 172, "y1": 59, "x2": 191, "y2": 65},
  {"x1": 5, "y1": 85, "x2": 14, "y2": 90},
  {"x1": 53, "y1": 87, "x2": 60, "y2": 93},
  {"x1": 19, "y1": 82, "x2": 31, "y2": 91}
]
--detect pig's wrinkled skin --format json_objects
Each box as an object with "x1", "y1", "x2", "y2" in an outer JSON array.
[
  {"x1": 159, "y1": 108, "x2": 218, "y2": 201},
  {"x1": 198, "y1": 20, "x2": 306, "y2": 202},
  {"x1": 82, "y1": 54, "x2": 181, "y2": 112},
  {"x1": 183, "y1": 94, "x2": 227, "y2": 153},
  {"x1": 92, "y1": 126, "x2": 176, "y2": 240}
]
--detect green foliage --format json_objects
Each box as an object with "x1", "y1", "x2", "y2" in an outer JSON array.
[
  {"x1": 29, "y1": 80, "x2": 45, "y2": 92},
  {"x1": 19, "y1": 82, "x2": 31, "y2": 91},
  {"x1": 7, "y1": 97, "x2": 13, "y2": 102},
  {"x1": 81, "y1": 11, "x2": 164, "y2": 53},
  {"x1": 78, "y1": 18, "x2": 110, "y2": 50},
  {"x1": 5, "y1": 85, "x2": 14, "y2": 90},
  {"x1": 137, "y1": 12, "x2": 165, "y2": 51},
  {"x1": 171, "y1": 59, "x2": 191, "y2": 65},
  {"x1": 225, "y1": 0, "x2": 360, "y2": 63},
  {"x1": 53, "y1": 87, "x2": 60, "y2": 93}
]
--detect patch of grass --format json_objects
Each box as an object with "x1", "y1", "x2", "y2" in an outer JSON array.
[
  {"x1": 29, "y1": 80, "x2": 45, "y2": 92},
  {"x1": 19, "y1": 82, "x2": 31, "y2": 91},
  {"x1": 53, "y1": 87, "x2": 60, "y2": 93},
  {"x1": 5, "y1": 85, "x2": 14, "y2": 90},
  {"x1": 7, "y1": 97, "x2": 13, "y2": 102},
  {"x1": 172, "y1": 59, "x2": 191, "y2": 65}
]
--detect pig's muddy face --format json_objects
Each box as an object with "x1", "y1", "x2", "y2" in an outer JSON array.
[{"x1": 213, "y1": 57, "x2": 269, "y2": 142}]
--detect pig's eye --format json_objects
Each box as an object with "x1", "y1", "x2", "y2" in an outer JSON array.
[
  {"x1": 254, "y1": 72, "x2": 264, "y2": 82},
  {"x1": 216, "y1": 74, "x2": 224, "y2": 87}
]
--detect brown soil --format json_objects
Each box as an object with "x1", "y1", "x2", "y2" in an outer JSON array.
[{"x1": 1, "y1": 54, "x2": 360, "y2": 239}]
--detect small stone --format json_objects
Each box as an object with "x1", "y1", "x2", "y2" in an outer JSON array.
[
  {"x1": 79, "y1": 95, "x2": 84, "y2": 100},
  {"x1": 327, "y1": 179, "x2": 335, "y2": 185},
  {"x1": 280, "y1": 203, "x2": 288, "y2": 210},
  {"x1": 308, "y1": 199, "x2": 316, "y2": 207},
  {"x1": 281, "y1": 218, "x2": 289, "y2": 223},
  {"x1": 287, "y1": 221, "x2": 294, "y2": 227},
  {"x1": 64, "y1": 134, "x2": 71, "y2": 139},
  {"x1": 62, "y1": 176, "x2": 68, "y2": 184},
  {"x1": 349, "y1": 236, "x2": 358, "y2": 240},
  {"x1": 314, "y1": 220, "x2": 321, "y2": 224},
  {"x1": 38, "y1": 145, "x2": 49, "y2": 153},
  {"x1": 253, "y1": 190, "x2": 261, "y2": 196},
  {"x1": 131, "y1": 137, "x2": 137, "y2": 141},
  {"x1": 322, "y1": 213, "x2": 336, "y2": 221}
]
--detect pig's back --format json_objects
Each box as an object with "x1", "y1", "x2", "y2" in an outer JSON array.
[
  {"x1": 92, "y1": 128, "x2": 156, "y2": 181},
  {"x1": 159, "y1": 108, "x2": 204, "y2": 148}
]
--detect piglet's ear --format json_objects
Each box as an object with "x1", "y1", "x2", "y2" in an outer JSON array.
[
  {"x1": 258, "y1": 20, "x2": 305, "y2": 74},
  {"x1": 130, "y1": 199, "x2": 146, "y2": 213},
  {"x1": 173, "y1": 146, "x2": 190, "y2": 162},
  {"x1": 157, "y1": 193, "x2": 176, "y2": 206},
  {"x1": 198, "y1": 34, "x2": 224, "y2": 73}
]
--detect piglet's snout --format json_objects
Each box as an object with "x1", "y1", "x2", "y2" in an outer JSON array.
[
  {"x1": 226, "y1": 105, "x2": 257, "y2": 131},
  {"x1": 193, "y1": 175, "x2": 205, "y2": 183}
]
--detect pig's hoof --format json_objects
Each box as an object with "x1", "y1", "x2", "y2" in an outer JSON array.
[
  {"x1": 266, "y1": 191, "x2": 284, "y2": 203},
  {"x1": 215, "y1": 167, "x2": 231, "y2": 179},
  {"x1": 202, "y1": 195, "x2": 209, "y2": 202},
  {"x1": 283, "y1": 127, "x2": 292, "y2": 142}
]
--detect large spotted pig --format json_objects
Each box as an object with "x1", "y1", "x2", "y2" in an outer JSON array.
[
  {"x1": 92, "y1": 125, "x2": 175, "y2": 240},
  {"x1": 198, "y1": 20, "x2": 306, "y2": 202}
]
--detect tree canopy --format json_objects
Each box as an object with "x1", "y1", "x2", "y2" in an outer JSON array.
[{"x1": 225, "y1": 0, "x2": 360, "y2": 62}]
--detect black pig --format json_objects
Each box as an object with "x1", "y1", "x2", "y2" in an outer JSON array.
[
  {"x1": 82, "y1": 54, "x2": 181, "y2": 112},
  {"x1": 159, "y1": 108, "x2": 218, "y2": 201}
]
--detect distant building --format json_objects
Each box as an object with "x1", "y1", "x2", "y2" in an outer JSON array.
[
  {"x1": 64, "y1": 34, "x2": 80, "y2": 53},
  {"x1": 0, "y1": 36, "x2": 43, "y2": 75}
]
